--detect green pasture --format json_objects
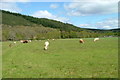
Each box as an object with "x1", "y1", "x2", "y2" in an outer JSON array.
[{"x1": 2, "y1": 37, "x2": 118, "y2": 78}]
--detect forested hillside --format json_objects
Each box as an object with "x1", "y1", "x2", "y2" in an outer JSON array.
[{"x1": 1, "y1": 10, "x2": 119, "y2": 41}]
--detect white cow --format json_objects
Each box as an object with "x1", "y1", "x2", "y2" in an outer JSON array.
[
  {"x1": 44, "y1": 41, "x2": 49, "y2": 50},
  {"x1": 14, "y1": 41, "x2": 16, "y2": 44},
  {"x1": 52, "y1": 39, "x2": 55, "y2": 41},
  {"x1": 94, "y1": 38, "x2": 99, "y2": 42},
  {"x1": 28, "y1": 40, "x2": 31, "y2": 42}
]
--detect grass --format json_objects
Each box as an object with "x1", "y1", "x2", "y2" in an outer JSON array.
[{"x1": 2, "y1": 37, "x2": 118, "y2": 78}]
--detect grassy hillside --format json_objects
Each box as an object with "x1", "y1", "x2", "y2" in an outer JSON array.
[
  {"x1": 2, "y1": 10, "x2": 35, "y2": 26},
  {"x1": 1, "y1": 10, "x2": 62, "y2": 41},
  {"x1": 1, "y1": 10, "x2": 119, "y2": 41},
  {"x1": 2, "y1": 38, "x2": 118, "y2": 78},
  {"x1": 1, "y1": 10, "x2": 82, "y2": 31}
]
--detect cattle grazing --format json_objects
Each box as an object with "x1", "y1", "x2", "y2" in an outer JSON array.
[
  {"x1": 20, "y1": 40, "x2": 28, "y2": 43},
  {"x1": 28, "y1": 40, "x2": 31, "y2": 42},
  {"x1": 23, "y1": 40, "x2": 28, "y2": 43},
  {"x1": 44, "y1": 41, "x2": 49, "y2": 50},
  {"x1": 94, "y1": 38, "x2": 99, "y2": 42},
  {"x1": 14, "y1": 41, "x2": 16, "y2": 44},
  {"x1": 79, "y1": 39, "x2": 84, "y2": 43}
]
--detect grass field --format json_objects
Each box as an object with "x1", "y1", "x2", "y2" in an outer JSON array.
[{"x1": 2, "y1": 37, "x2": 118, "y2": 78}]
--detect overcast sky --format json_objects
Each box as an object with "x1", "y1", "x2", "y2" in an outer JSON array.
[{"x1": 0, "y1": 0, "x2": 119, "y2": 29}]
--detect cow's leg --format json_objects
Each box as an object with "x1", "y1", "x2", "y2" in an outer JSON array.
[{"x1": 44, "y1": 46, "x2": 47, "y2": 50}]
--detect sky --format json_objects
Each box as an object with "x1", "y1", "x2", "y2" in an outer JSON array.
[{"x1": 0, "y1": 0, "x2": 119, "y2": 29}]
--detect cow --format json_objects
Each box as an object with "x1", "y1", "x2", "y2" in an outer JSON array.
[
  {"x1": 20, "y1": 40, "x2": 28, "y2": 43},
  {"x1": 44, "y1": 41, "x2": 49, "y2": 50},
  {"x1": 14, "y1": 41, "x2": 16, "y2": 44},
  {"x1": 79, "y1": 39, "x2": 84, "y2": 43},
  {"x1": 94, "y1": 38, "x2": 99, "y2": 42},
  {"x1": 28, "y1": 40, "x2": 31, "y2": 42},
  {"x1": 13, "y1": 41, "x2": 16, "y2": 45},
  {"x1": 52, "y1": 39, "x2": 55, "y2": 41},
  {"x1": 23, "y1": 40, "x2": 28, "y2": 43}
]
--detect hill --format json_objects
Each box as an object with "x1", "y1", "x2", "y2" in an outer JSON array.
[
  {"x1": 1, "y1": 10, "x2": 119, "y2": 41},
  {"x1": 1, "y1": 10, "x2": 83, "y2": 31}
]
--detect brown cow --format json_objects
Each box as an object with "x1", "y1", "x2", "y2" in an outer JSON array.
[
  {"x1": 20, "y1": 40, "x2": 28, "y2": 43},
  {"x1": 79, "y1": 39, "x2": 84, "y2": 43}
]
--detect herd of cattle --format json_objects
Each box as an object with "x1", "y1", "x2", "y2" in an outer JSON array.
[
  {"x1": 9, "y1": 38, "x2": 100, "y2": 50},
  {"x1": 79, "y1": 38, "x2": 99, "y2": 43}
]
